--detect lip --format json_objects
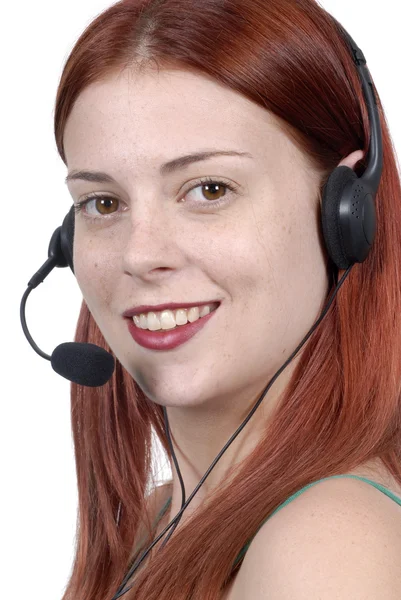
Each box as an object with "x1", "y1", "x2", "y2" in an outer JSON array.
[
  {"x1": 125, "y1": 305, "x2": 219, "y2": 351},
  {"x1": 123, "y1": 300, "x2": 220, "y2": 318}
]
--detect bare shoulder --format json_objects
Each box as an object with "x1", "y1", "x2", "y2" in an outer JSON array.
[
  {"x1": 232, "y1": 475, "x2": 401, "y2": 599},
  {"x1": 146, "y1": 481, "x2": 172, "y2": 518}
]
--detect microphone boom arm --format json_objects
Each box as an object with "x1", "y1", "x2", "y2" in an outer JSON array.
[{"x1": 20, "y1": 285, "x2": 52, "y2": 361}]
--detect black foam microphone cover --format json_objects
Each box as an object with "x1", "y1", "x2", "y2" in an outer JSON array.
[{"x1": 51, "y1": 342, "x2": 115, "y2": 387}]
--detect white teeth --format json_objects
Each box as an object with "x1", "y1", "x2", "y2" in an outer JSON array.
[
  {"x1": 133, "y1": 303, "x2": 217, "y2": 331},
  {"x1": 199, "y1": 304, "x2": 210, "y2": 317},
  {"x1": 187, "y1": 306, "x2": 200, "y2": 323},
  {"x1": 160, "y1": 310, "x2": 180, "y2": 330},
  {"x1": 149, "y1": 313, "x2": 162, "y2": 331},
  {"x1": 176, "y1": 308, "x2": 188, "y2": 326}
]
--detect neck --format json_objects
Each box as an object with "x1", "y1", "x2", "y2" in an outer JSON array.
[{"x1": 162, "y1": 362, "x2": 298, "y2": 529}]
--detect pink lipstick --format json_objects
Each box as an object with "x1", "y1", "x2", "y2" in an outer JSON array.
[{"x1": 125, "y1": 307, "x2": 218, "y2": 351}]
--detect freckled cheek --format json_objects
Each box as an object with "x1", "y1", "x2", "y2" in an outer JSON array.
[{"x1": 74, "y1": 242, "x2": 113, "y2": 305}]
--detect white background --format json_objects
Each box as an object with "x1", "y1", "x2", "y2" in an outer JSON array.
[{"x1": 2, "y1": 1, "x2": 400, "y2": 597}]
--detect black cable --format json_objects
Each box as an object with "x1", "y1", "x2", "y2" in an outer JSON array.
[
  {"x1": 159, "y1": 406, "x2": 186, "y2": 549},
  {"x1": 111, "y1": 264, "x2": 354, "y2": 599}
]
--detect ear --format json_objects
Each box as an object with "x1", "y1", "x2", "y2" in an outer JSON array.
[{"x1": 338, "y1": 149, "x2": 364, "y2": 171}]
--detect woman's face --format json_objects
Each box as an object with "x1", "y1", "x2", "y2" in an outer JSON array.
[{"x1": 63, "y1": 67, "x2": 329, "y2": 414}]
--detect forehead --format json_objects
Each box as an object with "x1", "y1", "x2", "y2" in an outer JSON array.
[{"x1": 63, "y1": 67, "x2": 297, "y2": 173}]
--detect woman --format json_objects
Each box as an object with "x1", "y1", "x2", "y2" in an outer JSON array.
[{"x1": 55, "y1": 0, "x2": 401, "y2": 598}]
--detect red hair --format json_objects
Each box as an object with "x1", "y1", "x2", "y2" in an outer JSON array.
[{"x1": 55, "y1": 1, "x2": 401, "y2": 598}]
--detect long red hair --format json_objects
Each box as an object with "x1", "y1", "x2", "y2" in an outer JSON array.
[{"x1": 54, "y1": 1, "x2": 401, "y2": 598}]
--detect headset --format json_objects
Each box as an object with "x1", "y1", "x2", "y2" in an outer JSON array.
[{"x1": 20, "y1": 15, "x2": 383, "y2": 599}]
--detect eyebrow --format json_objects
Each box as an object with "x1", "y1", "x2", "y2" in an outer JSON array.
[{"x1": 65, "y1": 150, "x2": 253, "y2": 184}]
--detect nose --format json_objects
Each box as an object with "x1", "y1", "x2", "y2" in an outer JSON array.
[{"x1": 121, "y1": 200, "x2": 184, "y2": 280}]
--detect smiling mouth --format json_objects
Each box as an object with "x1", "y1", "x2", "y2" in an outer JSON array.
[
  {"x1": 129, "y1": 302, "x2": 220, "y2": 331},
  {"x1": 125, "y1": 302, "x2": 219, "y2": 350}
]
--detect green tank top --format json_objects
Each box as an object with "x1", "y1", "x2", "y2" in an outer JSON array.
[{"x1": 154, "y1": 474, "x2": 401, "y2": 570}]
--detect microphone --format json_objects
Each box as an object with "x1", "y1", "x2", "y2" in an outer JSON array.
[
  {"x1": 51, "y1": 343, "x2": 115, "y2": 387},
  {"x1": 20, "y1": 226, "x2": 115, "y2": 388}
]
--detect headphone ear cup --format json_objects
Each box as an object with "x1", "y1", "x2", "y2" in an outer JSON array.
[
  {"x1": 60, "y1": 205, "x2": 75, "y2": 274},
  {"x1": 321, "y1": 166, "x2": 359, "y2": 270}
]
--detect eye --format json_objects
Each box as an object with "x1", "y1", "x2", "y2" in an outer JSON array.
[
  {"x1": 73, "y1": 194, "x2": 120, "y2": 218},
  {"x1": 183, "y1": 178, "x2": 237, "y2": 206},
  {"x1": 73, "y1": 177, "x2": 240, "y2": 219}
]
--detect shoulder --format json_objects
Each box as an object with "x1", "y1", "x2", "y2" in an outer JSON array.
[
  {"x1": 146, "y1": 481, "x2": 172, "y2": 518},
  {"x1": 234, "y1": 476, "x2": 401, "y2": 599}
]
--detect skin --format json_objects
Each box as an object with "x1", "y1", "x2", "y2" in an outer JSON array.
[{"x1": 63, "y1": 66, "x2": 364, "y2": 525}]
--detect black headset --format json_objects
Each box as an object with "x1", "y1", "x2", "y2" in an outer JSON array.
[{"x1": 20, "y1": 16, "x2": 383, "y2": 599}]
